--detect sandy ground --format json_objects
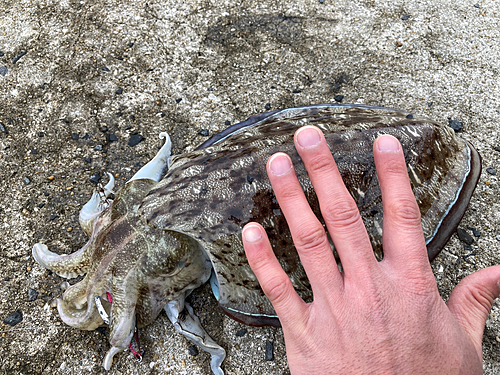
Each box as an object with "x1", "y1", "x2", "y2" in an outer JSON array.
[{"x1": 0, "y1": 0, "x2": 499, "y2": 374}]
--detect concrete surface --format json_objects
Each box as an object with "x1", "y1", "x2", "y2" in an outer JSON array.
[{"x1": 0, "y1": 0, "x2": 499, "y2": 374}]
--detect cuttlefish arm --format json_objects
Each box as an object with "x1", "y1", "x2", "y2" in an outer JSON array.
[
  {"x1": 127, "y1": 132, "x2": 172, "y2": 183},
  {"x1": 79, "y1": 173, "x2": 115, "y2": 236},
  {"x1": 165, "y1": 294, "x2": 226, "y2": 375}
]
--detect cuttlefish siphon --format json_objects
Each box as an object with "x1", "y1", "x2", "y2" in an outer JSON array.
[{"x1": 32, "y1": 103, "x2": 481, "y2": 374}]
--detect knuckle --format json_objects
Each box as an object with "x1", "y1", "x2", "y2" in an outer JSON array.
[
  {"x1": 264, "y1": 276, "x2": 293, "y2": 307},
  {"x1": 380, "y1": 158, "x2": 407, "y2": 177},
  {"x1": 294, "y1": 224, "x2": 329, "y2": 252},
  {"x1": 306, "y1": 154, "x2": 336, "y2": 176},
  {"x1": 385, "y1": 198, "x2": 421, "y2": 226},
  {"x1": 276, "y1": 184, "x2": 303, "y2": 203},
  {"x1": 322, "y1": 198, "x2": 362, "y2": 229},
  {"x1": 457, "y1": 282, "x2": 496, "y2": 314}
]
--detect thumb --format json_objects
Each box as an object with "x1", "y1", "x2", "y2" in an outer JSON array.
[{"x1": 447, "y1": 265, "x2": 500, "y2": 351}]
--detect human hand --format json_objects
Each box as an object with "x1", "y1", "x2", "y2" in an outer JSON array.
[{"x1": 242, "y1": 126, "x2": 500, "y2": 374}]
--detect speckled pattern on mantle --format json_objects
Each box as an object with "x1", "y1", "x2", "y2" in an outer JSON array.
[{"x1": 0, "y1": 0, "x2": 499, "y2": 374}]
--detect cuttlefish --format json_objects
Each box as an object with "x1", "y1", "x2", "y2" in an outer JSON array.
[{"x1": 32, "y1": 104, "x2": 481, "y2": 374}]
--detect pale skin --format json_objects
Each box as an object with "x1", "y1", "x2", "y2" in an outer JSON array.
[{"x1": 242, "y1": 126, "x2": 500, "y2": 374}]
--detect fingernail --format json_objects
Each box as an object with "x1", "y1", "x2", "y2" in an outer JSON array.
[
  {"x1": 296, "y1": 126, "x2": 321, "y2": 148},
  {"x1": 242, "y1": 225, "x2": 262, "y2": 243},
  {"x1": 269, "y1": 153, "x2": 293, "y2": 176},
  {"x1": 376, "y1": 135, "x2": 400, "y2": 152}
]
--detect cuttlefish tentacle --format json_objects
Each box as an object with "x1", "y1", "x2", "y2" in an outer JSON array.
[
  {"x1": 60, "y1": 275, "x2": 92, "y2": 310},
  {"x1": 33, "y1": 197, "x2": 115, "y2": 278},
  {"x1": 57, "y1": 248, "x2": 114, "y2": 329},
  {"x1": 127, "y1": 132, "x2": 172, "y2": 183},
  {"x1": 80, "y1": 173, "x2": 115, "y2": 236},
  {"x1": 57, "y1": 292, "x2": 104, "y2": 331},
  {"x1": 103, "y1": 272, "x2": 140, "y2": 370},
  {"x1": 32, "y1": 242, "x2": 92, "y2": 279}
]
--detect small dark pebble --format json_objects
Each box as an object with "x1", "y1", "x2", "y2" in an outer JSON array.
[
  {"x1": 38, "y1": 132, "x2": 44, "y2": 137},
  {"x1": 128, "y1": 134, "x2": 144, "y2": 147},
  {"x1": 101, "y1": 126, "x2": 108, "y2": 132},
  {"x1": 128, "y1": 42, "x2": 134, "y2": 48},
  {"x1": 12, "y1": 51, "x2": 27, "y2": 64},
  {"x1": 71, "y1": 133, "x2": 79, "y2": 140},
  {"x1": 448, "y1": 119, "x2": 463, "y2": 132},
  {"x1": 89, "y1": 173, "x2": 101, "y2": 185},
  {"x1": 23, "y1": 177, "x2": 31, "y2": 185},
  {"x1": 246, "y1": 175, "x2": 255, "y2": 183},
  {"x1": 406, "y1": 114, "x2": 414, "y2": 119},
  {"x1": 0, "y1": 51, "x2": 3, "y2": 57},
  {"x1": 84, "y1": 157, "x2": 92, "y2": 163},
  {"x1": 160, "y1": 113, "x2": 165, "y2": 117},
  {"x1": 428, "y1": 102, "x2": 433, "y2": 108},
  {"x1": 0, "y1": 66, "x2": 7, "y2": 76},
  {"x1": 474, "y1": 3, "x2": 480, "y2": 8},
  {"x1": 236, "y1": 328, "x2": 248, "y2": 337},
  {"x1": 116, "y1": 112, "x2": 122, "y2": 117},
  {"x1": 175, "y1": 98, "x2": 182, "y2": 103},
  {"x1": 4, "y1": 310, "x2": 23, "y2": 326},
  {"x1": 0, "y1": 122, "x2": 6, "y2": 133},
  {"x1": 102, "y1": 67, "x2": 110, "y2": 72},
  {"x1": 187, "y1": 345, "x2": 199, "y2": 356},
  {"x1": 44, "y1": 191, "x2": 50, "y2": 196},
  {"x1": 225, "y1": 120, "x2": 231, "y2": 126},
  {"x1": 292, "y1": 87, "x2": 301, "y2": 93},
  {"x1": 265, "y1": 103, "x2": 271, "y2": 110},
  {"x1": 494, "y1": 146, "x2": 500, "y2": 152},
  {"x1": 50, "y1": 215, "x2": 58, "y2": 221},
  {"x1": 28, "y1": 288, "x2": 39, "y2": 301},
  {"x1": 82, "y1": 134, "x2": 90, "y2": 140},
  {"x1": 37, "y1": 203, "x2": 45, "y2": 208},
  {"x1": 208, "y1": 87, "x2": 214, "y2": 91},
  {"x1": 463, "y1": 245, "x2": 473, "y2": 252},
  {"x1": 108, "y1": 134, "x2": 118, "y2": 142},
  {"x1": 40, "y1": 84, "x2": 45, "y2": 89},
  {"x1": 4, "y1": 277, "x2": 9, "y2": 281},
  {"x1": 319, "y1": 0, "x2": 324, "y2": 3},
  {"x1": 456, "y1": 228, "x2": 474, "y2": 245},
  {"x1": 130, "y1": 115, "x2": 136, "y2": 121},
  {"x1": 199, "y1": 129, "x2": 209, "y2": 136},
  {"x1": 401, "y1": 14, "x2": 410, "y2": 20},
  {"x1": 467, "y1": 227, "x2": 481, "y2": 237},
  {"x1": 486, "y1": 167, "x2": 497, "y2": 175},
  {"x1": 95, "y1": 326, "x2": 107, "y2": 334},
  {"x1": 265, "y1": 341, "x2": 274, "y2": 361},
  {"x1": 115, "y1": 88, "x2": 123, "y2": 95},
  {"x1": 334, "y1": 95, "x2": 344, "y2": 103},
  {"x1": 94, "y1": 144, "x2": 103, "y2": 151},
  {"x1": 271, "y1": 86, "x2": 276, "y2": 89}
]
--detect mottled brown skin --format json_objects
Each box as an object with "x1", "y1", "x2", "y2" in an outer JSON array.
[{"x1": 140, "y1": 104, "x2": 481, "y2": 326}]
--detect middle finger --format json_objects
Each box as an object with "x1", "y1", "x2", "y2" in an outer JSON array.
[{"x1": 294, "y1": 126, "x2": 377, "y2": 277}]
